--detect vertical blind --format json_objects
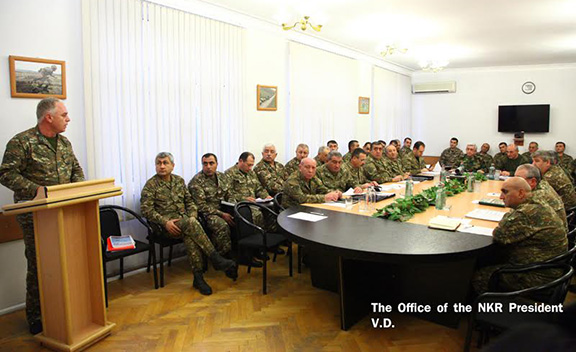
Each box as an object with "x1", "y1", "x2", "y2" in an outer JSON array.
[
  {"x1": 372, "y1": 67, "x2": 412, "y2": 142},
  {"x1": 82, "y1": 0, "x2": 244, "y2": 210}
]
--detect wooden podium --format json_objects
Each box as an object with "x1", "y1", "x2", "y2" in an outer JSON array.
[{"x1": 2, "y1": 179, "x2": 122, "y2": 351}]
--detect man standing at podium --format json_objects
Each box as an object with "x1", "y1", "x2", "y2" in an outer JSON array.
[{"x1": 0, "y1": 98, "x2": 84, "y2": 334}]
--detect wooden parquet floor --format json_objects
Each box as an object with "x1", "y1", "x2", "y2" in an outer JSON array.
[{"x1": 1, "y1": 246, "x2": 574, "y2": 352}]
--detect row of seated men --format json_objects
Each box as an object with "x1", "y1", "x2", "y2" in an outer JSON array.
[{"x1": 141, "y1": 138, "x2": 575, "y2": 296}]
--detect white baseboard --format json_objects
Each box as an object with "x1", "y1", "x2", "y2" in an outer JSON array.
[{"x1": 0, "y1": 302, "x2": 25, "y2": 316}]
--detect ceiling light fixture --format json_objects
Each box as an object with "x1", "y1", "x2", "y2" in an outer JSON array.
[
  {"x1": 282, "y1": 16, "x2": 322, "y2": 32},
  {"x1": 380, "y1": 45, "x2": 407, "y2": 57},
  {"x1": 419, "y1": 60, "x2": 449, "y2": 73}
]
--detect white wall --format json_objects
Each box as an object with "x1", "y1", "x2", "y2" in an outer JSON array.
[
  {"x1": 0, "y1": 0, "x2": 86, "y2": 313},
  {"x1": 412, "y1": 65, "x2": 576, "y2": 156}
]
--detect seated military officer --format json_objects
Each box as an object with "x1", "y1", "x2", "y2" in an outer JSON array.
[
  {"x1": 316, "y1": 151, "x2": 362, "y2": 193},
  {"x1": 327, "y1": 140, "x2": 338, "y2": 151},
  {"x1": 532, "y1": 151, "x2": 576, "y2": 210},
  {"x1": 493, "y1": 142, "x2": 508, "y2": 167},
  {"x1": 521, "y1": 141, "x2": 538, "y2": 163},
  {"x1": 141, "y1": 152, "x2": 237, "y2": 295},
  {"x1": 383, "y1": 145, "x2": 409, "y2": 182},
  {"x1": 363, "y1": 141, "x2": 393, "y2": 184},
  {"x1": 225, "y1": 152, "x2": 272, "y2": 203},
  {"x1": 401, "y1": 141, "x2": 429, "y2": 175},
  {"x1": 498, "y1": 144, "x2": 529, "y2": 176},
  {"x1": 439, "y1": 137, "x2": 464, "y2": 169},
  {"x1": 399, "y1": 137, "x2": 412, "y2": 156},
  {"x1": 460, "y1": 144, "x2": 487, "y2": 173},
  {"x1": 515, "y1": 164, "x2": 567, "y2": 231},
  {"x1": 342, "y1": 140, "x2": 359, "y2": 162},
  {"x1": 314, "y1": 146, "x2": 330, "y2": 166},
  {"x1": 282, "y1": 158, "x2": 341, "y2": 208},
  {"x1": 363, "y1": 142, "x2": 372, "y2": 154},
  {"x1": 188, "y1": 153, "x2": 235, "y2": 261},
  {"x1": 284, "y1": 143, "x2": 309, "y2": 179},
  {"x1": 472, "y1": 177, "x2": 567, "y2": 294},
  {"x1": 253, "y1": 143, "x2": 285, "y2": 196},
  {"x1": 555, "y1": 141, "x2": 574, "y2": 176},
  {"x1": 342, "y1": 148, "x2": 378, "y2": 189},
  {"x1": 479, "y1": 143, "x2": 494, "y2": 167},
  {"x1": 389, "y1": 139, "x2": 400, "y2": 150}
]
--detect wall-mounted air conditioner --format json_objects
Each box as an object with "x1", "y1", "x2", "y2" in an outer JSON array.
[{"x1": 412, "y1": 81, "x2": 457, "y2": 94}]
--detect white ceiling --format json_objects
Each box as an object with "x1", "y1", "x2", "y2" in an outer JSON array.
[{"x1": 198, "y1": 0, "x2": 576, "y2": 71}]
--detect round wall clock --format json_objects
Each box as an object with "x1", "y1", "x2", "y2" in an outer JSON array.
[{"x1": 522, "y1": 81, "x2": 536, "y2": 94}]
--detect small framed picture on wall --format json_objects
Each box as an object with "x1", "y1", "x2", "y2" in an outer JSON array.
[
  {"x1": 9, "y1": 56, "x2": 67, "y2": 99},
  {"x1": 257, "y1": 85, "x2": 277, "y2": 111},
  {"x1": 358, "y1": 97, "x2": 370, "y2": 114}
]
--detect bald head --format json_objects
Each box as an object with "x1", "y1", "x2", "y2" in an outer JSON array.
[
  {"x1": 299, "y1": 157, "x2": 317, "y2": 180},
  {"x1": 506, "y1": 144, "x2": 519, "y2": 159},
  {"x1": 385, "y1": 145, "x2": 398, "y2": 160},
  {"x1": 500, "y1": 177, "x2": 531, "y2": 208}
]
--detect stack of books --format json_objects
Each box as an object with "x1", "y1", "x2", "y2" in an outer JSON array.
[{"x1": 106, "y1": 235, "x2": 136, "y2": 251}]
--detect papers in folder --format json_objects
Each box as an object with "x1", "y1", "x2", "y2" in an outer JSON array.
[
  {"x1": 287, "y1": 212, "x2": 327, "y2": 222},
  {"x1": 465, "y1": 209, "x2": 507, "y2": 222},
  {"x1": 428, "y1": 216, "x2": 461, "y2": 231}
]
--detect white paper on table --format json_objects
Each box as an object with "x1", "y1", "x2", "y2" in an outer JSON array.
[
  {"x1": 471, "y1": 200, "x2": 480, "y2": 204},
  {"x1": 465, "y1": 209, "x2": 507, "y2": 222},
  {"x1": 379, "y1": 184, "x2": 404, "y2": 191},
  {"x1": 343, "y1": 188, "x2": 357, "y2": 196},
  {"x1": 420, "y1": 171, "x2": 440, "y2": 176},
  {"x1": 287, "y1": 212, "x2": 328, "y2": 222},
  {"x1": 458, "y1": 225, "x2": 494, "y2": 237},
  {"x1": 398, "y1": 180, "x2": 420, "y2": 184},
  {"x1": 322, "y1": 202, "x2": 347, "y2": 208},
  {"x1": 433, "y1": 163, "x2": 442, "y2": 172},
  {"x1": 486, "y1": 192, "x2": 500, "y2": 197}
]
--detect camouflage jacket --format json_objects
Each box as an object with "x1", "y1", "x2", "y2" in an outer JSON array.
[
  {"x1": 493, "y1": 152, "x2": 507, "y2": 168},
  {"x1": 439, "y1": 147, "x2": 463, "y2": 168},
  {"x1": 543, "y1": 165, "x2": 576, "y2": 210},
  {"x1": 521, "y1": 152, "x2": 533, "y2": 164},
  {"x1": 493, "y1": 197, "x2": 567, "y2": 267},
  {"x1": 314, "y1": 155, "x2": 325, "y2": 167},
  {"x1": 364, "y1": 154, "x2": 392, "y2": 183},
  {"x1": 282, "y1": 172, "x2": 330, "y2": 208},
  {"x1": 495, "y1": 155, "x2": 529, "y2": 175},
  {"x1": 460, "y1": 154, "x2": 487, "y2": 173},
  {"x1": 342, "y1": 151, "x2": 352, "y2": 162},
  {"x1": 479, "y1": 152, "x2": 494, "y2": 168},
  {"x1": 382, "y1": 157, "x2": 404, "y2": 178},
  {"x1": 188, "y1": 171, "x2": 229, "y2": 218},
  {"x1": 225, "y1": 165, "x2": 269, "y2": 202},
  {"x1": 316, "y1": 164, "x2": 358, "y2": 192},
  {"x1": 141, "y1": 174, "x2": 196, "y2": 226},
  {"x1": 253, "y1": 159, "x2": 285, "y2": 196},
  {"x1": 399, "y1": 146, "x2": 411, "y2": 156},
  {"x1": 341, "y1": 161, "x2": 369, "y2": 186},
  {"x1": 558, "y1": 154, "x2": 574, "y2": 177},
  {"x1": 283, "y1": 157, "x2": 300, "y2": 179},
  {"x1": 533, "y1": 179, "x2": 568, "y2": 230},
  {"x1": 401, "y1": 152, "x2": 426, "y2": 175},
  {"x1": 0, "y1": 126, "x2": 84, "y2": 202}
]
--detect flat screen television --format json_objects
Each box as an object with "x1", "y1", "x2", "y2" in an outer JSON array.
[{"x1": 498, "y1": 104, "x2": 550, "y2": 133}]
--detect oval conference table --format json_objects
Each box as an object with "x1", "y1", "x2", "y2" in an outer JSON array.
[{"x1": 278, "y1": 180, "x2": 505, "y2": 330}]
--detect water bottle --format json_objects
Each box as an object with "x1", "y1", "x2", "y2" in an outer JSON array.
[
  {"x1": 440, "y1": 167, "x2": 447, "y2": 184},
  {"x1": 467, "y1": 173, "x2": 474, "y2": 192},
  {"x1": 435, "y1": 184, "x2": 446, "y2": 210},
  {"x1": 488, "y1": 164, "x2": 495, "y2": 180},
  {"x1": 405, "y1": 178, "x2": 414, "y2": 197}
]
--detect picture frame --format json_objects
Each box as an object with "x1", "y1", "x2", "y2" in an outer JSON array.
[
  {"x1": 257, "y1": 85, "x2": 277, "y2": 111},
  {"x1": 358, "y1": 96, "x2": 370, "y2": 114},
  {"x1": 9, "y1": 56, "x2": 67, "y2": 99}
]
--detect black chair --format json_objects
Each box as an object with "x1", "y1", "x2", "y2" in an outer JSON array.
[
  {"x1": 234, "y1": 201, "x2": 293, "y2": 294},
  {"x1": 99, "y1": 205, "x2": 157, "y2": 306},
  {"x1": 147, "y1": 221, "x2": 184, "y2": 288},
  {"x1": 273, "y1": 193, "x2": 305, "y2": 274},
  {"x1": 273, "y1": 192, "x2": 284, "y2": 212},
  {"x1": 463, "y1": 262, "x2": 574, "y2": 352},
  {"x1": 566, "y1": 210, "x2": 575, "y2": 229}
]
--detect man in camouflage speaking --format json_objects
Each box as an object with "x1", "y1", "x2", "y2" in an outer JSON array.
[{"x1": 0, "y1": 98, "x2": 85, "y2": 334}]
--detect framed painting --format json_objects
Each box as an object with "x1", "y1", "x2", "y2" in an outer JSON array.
[
  {"x1": 358, "y1": 97, "x2": 370, "y2": 114},
  {"x1": 9, "y1": 56, "x2": 67, "y2": 99},
  {"x1": 257, "y1": 85, "x2": 277, "y2": 111}
]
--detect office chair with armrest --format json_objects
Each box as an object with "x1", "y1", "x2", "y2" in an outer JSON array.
[
  {"x1": 463, "y1": 263, "x2": 574, "y2": 352},
  {"x1": 273, "y1": 192, "x2": 304, "y2": 273},
  {"x1": 234, "y1": 201, "x2": 292, "y2": 294},
  {"x1": 99, "y1": 205, "x2": 157, "y2": 306},
  {"x1": 146, "y1": 221, "x2": 185, "y2": 288}
]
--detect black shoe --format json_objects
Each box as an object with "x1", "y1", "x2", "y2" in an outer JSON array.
[
  {"x1": 237, "y1": 258, "x2": 264, "y2": 268},
  {"x1": 210, "y1": 251, "x2": 236, "y2": 272},
  {"x1": 193, "y1": 272, "x2": 212, "y2": 295},
  {"x1": 29, "y1": 321, "x2": 43, "y2": 335},
  {"x1": 225, "y1": 265, "x2": 238, "y2": 281},
  {"x1": 255, "y1": 252, "x2": 270, "y2": 261}
]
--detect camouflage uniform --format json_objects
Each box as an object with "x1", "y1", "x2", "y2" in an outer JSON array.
[
  {"x1": 314, "y1": 155, "x2": 325, "y2": 167},
  {"x1": 401, "y1": 152, "x2": 426, "y2": 175},
  {"x1": 473, "y1": 197, "x2": 567, "y2": 293},
  {"x1": 316, "y1": 164, "x2": 358, "y2": 192},
  {"x1": 188, "y1": 171, "x2": 232, "y2": 255},
  {"x1": 533, "y1": 179, "x2": 568, "y2": 231},
  {"x1": 363, "y1": 154, "x2": 393, "y2": 184},
  {"x1": 543, "y1": 165, "x2": 576, "y2": 210},
  {"x1": 558, "y1": 154, "x2": 574, "y2": 176},
  {"x1": 479, "y1": 152, "x2": 494, "y2": 168},
  {"x1": 493, "y1": 152, "x2": 507, "y2": 168},
  {"x1": 0, "y1": 126, "x2": 84, "y2": 326},
  {"x1": 460, "y1": 154, "x2": 488, "y2": 173},
  {"x1": 342, "y1": 152, "x2": 352, "y2": 162},
  {"x1": 282, "y1": 172, "x2": 330, "y2": 208},
  {"x1": 439, "y1": 147, "x2": 464, "y2": 168},
  {"x1": 341, "y1": 161, "x2": 369, "y2": 186},
  {"x1": 399, "y1": 146, "x2": 411, "y2": 156},
  {"x1": 283, "y1": 157, "x2": 300, "y2": 180},
  {"x1": 141, "y1": 174, "x2": 217, "y2": 272},
  {"x1": 382, "y1": 157, "x2": 405, "y2": 179},
  {"x1": 521, "y1": 151, "x2": 533, "y2": 164},
  {"x1": 495, "y1": 155, "x2": 529, "y2": 176},
  {"x1": 253, "y1": 159, "x2": 285, "y2": 196}
]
